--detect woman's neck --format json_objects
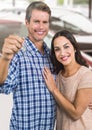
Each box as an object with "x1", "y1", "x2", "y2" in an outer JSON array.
[{"x1": 61, "y1": 63, "x2": 81, "y2": 77}]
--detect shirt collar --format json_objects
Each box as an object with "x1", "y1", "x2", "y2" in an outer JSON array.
[{"x1": 22, "y1": 37, "x2": 50, "y2": 56}]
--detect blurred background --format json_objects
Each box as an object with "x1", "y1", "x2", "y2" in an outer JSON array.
[
  {"x1": 0, "y1": 0, "x2": 92, "y2": 61},
  {"x1": 0, "y1": 0, "x2": 92, "y2": 130}
]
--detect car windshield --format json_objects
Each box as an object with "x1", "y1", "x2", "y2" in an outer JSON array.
[
  {"x1": 50, "y1": 17, "x2": 84, "y2": 34},
  {"x1": 61, "y1": 13, "x2": 92, "y2": 34},
  {"x1": 50, "y1": 9, "x2": 92, "y2": 35}
]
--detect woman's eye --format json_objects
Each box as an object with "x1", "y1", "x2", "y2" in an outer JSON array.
[{"x1": 54, "y1": 48, "x2": 60, "y2": 52}]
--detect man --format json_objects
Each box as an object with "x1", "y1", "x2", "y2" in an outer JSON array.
[{"x1": 0, "y1": 1, "x2": 56, "y2": 130}]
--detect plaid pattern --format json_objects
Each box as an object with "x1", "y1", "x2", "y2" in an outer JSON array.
[{"x1": 0, "y1": 37, "x2": 56, "y2": 130}]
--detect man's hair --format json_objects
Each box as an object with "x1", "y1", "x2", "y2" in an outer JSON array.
[{"x1": 25, "y1": 1, "x2": 51, "y2": 22}]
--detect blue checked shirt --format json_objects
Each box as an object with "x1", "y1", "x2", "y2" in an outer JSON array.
[{"x1": 0, "y1": 37, "x2": 56, "y2": 130}]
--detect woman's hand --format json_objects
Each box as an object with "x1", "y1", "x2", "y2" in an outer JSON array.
[
  {"x1": 88, "y1": 101, "x2": 92, "y2": 109},
  {"x1": 43, "y1": 67, "x2": 57, "y2": 93}
]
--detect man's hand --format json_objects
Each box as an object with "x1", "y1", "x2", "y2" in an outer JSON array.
[{"x1": 1, "y1": 35, "x2": 24, "y2": 61}]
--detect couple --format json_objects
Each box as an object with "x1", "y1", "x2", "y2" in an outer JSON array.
[{"x1": 0, "y1": 1, "x2": 92, "y2": 130}]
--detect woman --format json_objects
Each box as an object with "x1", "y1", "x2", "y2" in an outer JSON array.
[{"x1": 43, "y1": 30, "x2": 92, "y2": 130}]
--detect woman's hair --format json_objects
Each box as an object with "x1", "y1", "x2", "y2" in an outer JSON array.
[
  {"x1": 51, "y1": 30, "x2": 88, "y2": 74},
  {"x1": 25, "y1": 1, "x2": 51, "y2": 23}
]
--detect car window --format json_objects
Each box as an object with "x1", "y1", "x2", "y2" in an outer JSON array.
[
  {"x1": 50, "y1": 16, "x2": 84, "y2": 34},
  {"x1": 51, "y1": 8, "x2": 92, "y2": 34},
  {"x1": 63, "y1": 21, "x2": 85, "y2": 34},
  {"x1": 61, "y1": 13, "x2": 92, "y2": 33}
]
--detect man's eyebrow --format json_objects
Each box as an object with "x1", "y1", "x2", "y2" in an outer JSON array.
[{"x1": 63, "y1": 42, "x2": 69, "y2": 46}]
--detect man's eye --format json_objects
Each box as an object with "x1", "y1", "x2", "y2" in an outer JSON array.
[
  {"x1": 34, "y1": 21, "x2": 39, "y2": 23},
  {"x1": 43, "y1": 21, "x2": 48, "y2": 24},
  {"x1": 64, "y1": 46, "x2": 69, "y2": 49}
]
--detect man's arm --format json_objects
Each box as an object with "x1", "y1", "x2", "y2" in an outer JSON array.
[
  {"x1": 0, "y1": 35, "x2": 24, "y2": 84},
  {"x1": 0, "y1": 56, "x2": 10, "y2": 84}
]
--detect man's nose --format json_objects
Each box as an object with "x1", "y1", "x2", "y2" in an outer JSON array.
[{"x1": 39, "y1": 22, "x2": 44, "y2": 28}]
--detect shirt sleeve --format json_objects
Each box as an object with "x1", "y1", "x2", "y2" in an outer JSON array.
[
  {"x1": 0, "y1": 56, "x2": 19, "y2": 94},
  {"x1": 78, "y1": 69, "x2": 92, "y2": 90}
]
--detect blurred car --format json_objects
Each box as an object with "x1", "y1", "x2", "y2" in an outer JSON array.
[
  {"x1": 81, "y1": 51, "x2": 92, "y2": 69},
  {"x1": 45, "y1": 7, "x2": 92, "y2": 56},
  {"x1": 0, "y1": 7, "x2": 25, "y2": 15},
  {"x1": 0, "y1": 11, "x2": 27, "y2": 52}
]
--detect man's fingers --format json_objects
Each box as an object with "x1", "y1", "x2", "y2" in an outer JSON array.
[
  {"x1": 1, "y1": 35, "x2": 25, "y2": 60},
  {"x1": 8, "y1": 34, "x2": 24, "y2": 43},
  {"x1": 4, "y1": 35, "x2": 24, "y2": 51}
]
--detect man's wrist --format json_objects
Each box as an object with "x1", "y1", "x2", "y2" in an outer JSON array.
[{"x1": 0, "y1": 53, "x2": 11, "y2": 61}]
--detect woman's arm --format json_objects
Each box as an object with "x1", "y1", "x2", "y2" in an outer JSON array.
[{"x1": 43, "y1": 67, "x2": 92, "y2": 120}]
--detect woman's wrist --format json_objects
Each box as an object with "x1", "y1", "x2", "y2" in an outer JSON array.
[{"x1": 52, "y1": 86, "x2": 59, "y2": 95}]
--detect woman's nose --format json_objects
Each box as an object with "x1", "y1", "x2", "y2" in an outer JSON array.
[{"x1": 60, "y1": 49, "x2": 65, "y2": 56}]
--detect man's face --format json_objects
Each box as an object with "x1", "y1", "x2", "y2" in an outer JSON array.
[{"x1": 26, "y1": 9, "x2": 50, "y2": 43}]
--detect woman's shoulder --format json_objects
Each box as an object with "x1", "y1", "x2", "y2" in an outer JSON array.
[
  {"x1": 80, "y1": 66, "x2": 92, "y2": 75},
  {"x1": 78, "y1": 66, "x2": 92, "y2": 89}
]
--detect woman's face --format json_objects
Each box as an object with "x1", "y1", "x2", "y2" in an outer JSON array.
[{"x1": 53, "y1": 36, "x2": 76, "y2": 67}]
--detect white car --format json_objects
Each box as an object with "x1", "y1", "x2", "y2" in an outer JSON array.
[{"x1": 45, "y1": 7, "x2": 92, "y2": 56}]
